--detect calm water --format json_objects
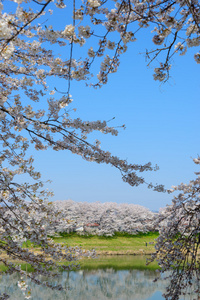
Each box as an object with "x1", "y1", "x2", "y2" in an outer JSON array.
[{"x1": 0, "y1": 257, "x2": 191, "y2": 300}]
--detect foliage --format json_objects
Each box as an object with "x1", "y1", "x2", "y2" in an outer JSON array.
[{"x1": 0, "y1": 0, "x2": 200, "y2": 299}]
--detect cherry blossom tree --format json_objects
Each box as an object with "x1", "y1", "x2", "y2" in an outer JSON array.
[
  {"x1": 0, "y1": 0, "x2": 200, "y2": 298},
  {"x1": 52, "y1": 200, "x2": 157, "y2": 235},
  {"x1": 149, "y1": 157, "x2": 200, "y2": 300}
]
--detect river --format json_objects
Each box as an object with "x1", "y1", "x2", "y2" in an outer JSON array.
[{"x1": 0, "y1": 256, "x2": 191, "y2": 300}]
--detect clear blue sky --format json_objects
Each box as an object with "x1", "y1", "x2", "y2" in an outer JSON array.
[
  {"x1": 33, "y1": 34, "x2": 200, "y2": 211},
  {"x1": 6, "y1": 1, "x2": 200, "y2": 211}
]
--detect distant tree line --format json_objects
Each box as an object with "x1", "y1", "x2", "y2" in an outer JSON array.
[{"x1": 51, "y1": 200, "x2": 158, "y2": 236}]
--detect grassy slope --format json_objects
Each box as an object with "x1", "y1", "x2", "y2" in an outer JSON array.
[
  {"x1": 0, "y1": 233, "x2": 160, "y2": 271},
  {"x1": 52, "y1": 232, "x2": 159, "y2": 254}
]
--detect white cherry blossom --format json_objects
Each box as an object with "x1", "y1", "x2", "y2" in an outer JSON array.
[{"x1": 0, "y1": 0, "x2": 200, "y2": 298}]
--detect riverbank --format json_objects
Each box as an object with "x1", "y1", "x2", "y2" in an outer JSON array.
[
  {"x1": 51, "y1": 231, "x2": 159, "y2": 255},
  {"x1": 0, "y1": 255, "x2": 160, "y2": 272},
  {"x1": 0, "y1": 232, "x2": 160, "y2": 272}
]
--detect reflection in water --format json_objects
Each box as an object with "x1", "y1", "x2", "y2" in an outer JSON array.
[
  {"x1": 1, "y1": 269, "x2": 161, "y2": 300},
  {"x1": 0, "y1": 268, "x2": 189, "y2": 300}
]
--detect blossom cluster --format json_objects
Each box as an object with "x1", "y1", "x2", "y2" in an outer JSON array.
[
  {"x1": 0, "y1": 0, "x2": 199, "y2": 298},
  {"x1": 51, "y1": 200, "x2": 158, "y2": 236},
  {"x1": 149, "y1": 162, "x2": 200, "y2": 299}
]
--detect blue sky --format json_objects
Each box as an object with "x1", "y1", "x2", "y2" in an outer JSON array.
[
  {"x1": 32, "y1": 29, "x2": 200, "y2": 211},
  {"x1": 5, "y1": 1, "x2": 200, "y2": 211}
]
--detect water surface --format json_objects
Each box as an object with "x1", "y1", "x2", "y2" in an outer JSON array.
[{"x1": 0, "y1": 256, "x2": 190, "y2": 300}]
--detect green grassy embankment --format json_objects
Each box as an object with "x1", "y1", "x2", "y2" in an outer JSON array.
[
  {"x1": 0, "y1": 232, "x2": 160, "y2": 272},
  {"x1": 52, "y1": 231, "x2": 159, "y2": 255}
]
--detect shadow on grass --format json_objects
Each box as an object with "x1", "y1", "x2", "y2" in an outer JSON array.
[{"x1": 57, "y1": 231, "x2": 159, "y2": 240}]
